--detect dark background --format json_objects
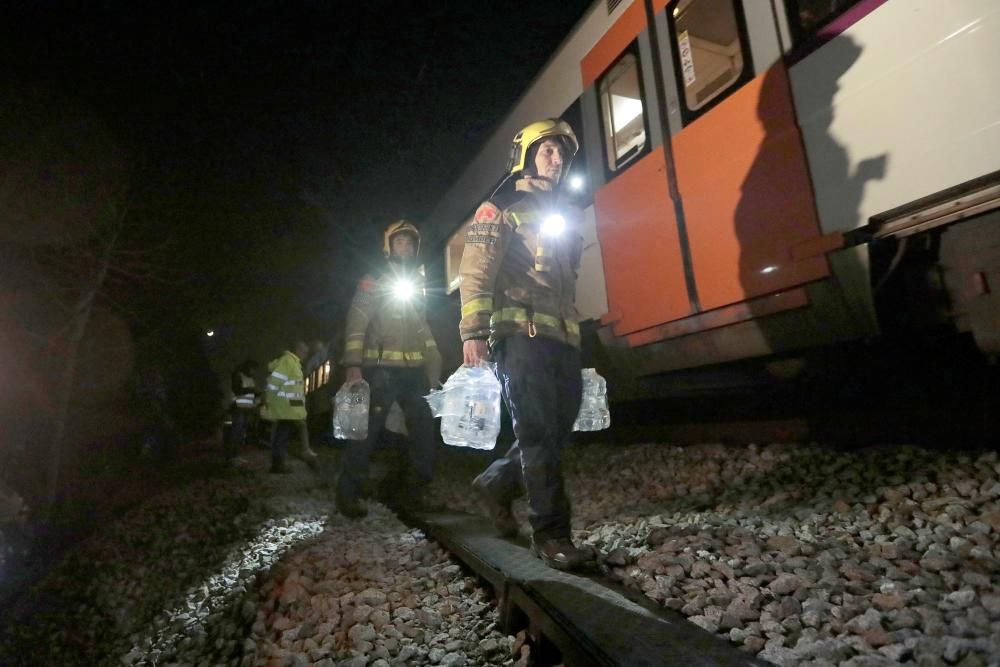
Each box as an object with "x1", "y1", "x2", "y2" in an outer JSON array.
[
  {"x1": 3, "y1": 1, "x2": 591, "y2": 363},
  {"x1": 0, "y1": 1, "x2": 591, "y2": 511}
]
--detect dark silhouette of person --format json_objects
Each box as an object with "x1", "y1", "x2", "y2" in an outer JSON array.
[{"x1": 735, "y1": 36, "x2": 885, "y2": 360}]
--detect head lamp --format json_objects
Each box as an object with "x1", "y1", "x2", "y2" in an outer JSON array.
[
  {"x1": 541, "y1": 214, "x2": 566, "y2": 237},
  {"x1": 392, "y1": 278, "x2": 416, "y2": 301}
]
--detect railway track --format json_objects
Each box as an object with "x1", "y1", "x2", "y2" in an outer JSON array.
[{"x1": 407, "y1": 509, "x2": 769, "y2": 667}]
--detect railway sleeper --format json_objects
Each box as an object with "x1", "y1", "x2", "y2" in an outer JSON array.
[{"x1": 407, "y1": 509, "x2": 769, "y2": 667}]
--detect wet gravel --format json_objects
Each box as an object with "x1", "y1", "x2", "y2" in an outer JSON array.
[{"x1": 428, "y1": 442, "x2": 1000, "y2": 666}]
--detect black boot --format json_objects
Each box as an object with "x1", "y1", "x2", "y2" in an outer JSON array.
[
  {"x1": 472, "y1": 474, "x2": 519, "y2": 538},
  {"x1": 336, "y1": 489, "x2": 367, "y2": 519},
  {"x1": 269, "y1": 461, "x2": 292, "y2": 474},
  {"x1": 531, "y1": 536, "x2": 593, "y2": 571},
  {"x1": 388, "y1": 478, "x2": 438, "y2": 517}
]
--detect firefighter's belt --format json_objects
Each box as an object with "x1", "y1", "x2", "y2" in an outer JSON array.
[{"x1": 490, "y1": 307, "x2": 579, "y2": 337}]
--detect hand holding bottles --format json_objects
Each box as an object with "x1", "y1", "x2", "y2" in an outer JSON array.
[
  {"x1": 333, "y1": 379, "x2": 370, "y2": 440},
  {"x1": 425, "y1": 362, "x2": 502, "y2": 449},
  {"x1": 573, "y1": 368, "x2": 610, "y2": 431}
]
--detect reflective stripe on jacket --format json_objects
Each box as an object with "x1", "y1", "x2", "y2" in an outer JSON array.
[
  {"x1": 458, "y1": 177, "x2": 583, "y2": 349},
  {"x1": 261, "y1": 351, "x2": 306, "y2": 421},
  {"x1": 233, "y1": 371, "x2": 256, "y2": 409},
  {"x1": 341, "y1": 268, "x2": 442, "y2": 386}
]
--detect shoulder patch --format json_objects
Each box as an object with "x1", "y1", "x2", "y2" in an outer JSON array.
[
  {"x1": 358, "y1": 276, "x2": 377, "y2": 292},
  {"x1": 475, "y1": 202, "x2": 500, "y2": 223}
]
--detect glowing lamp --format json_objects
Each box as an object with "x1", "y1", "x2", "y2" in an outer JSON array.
[
  {"x1": 569, "y1": 175, "x2": 584, "y2": 191},
  {"x1": 542, "y1": 214, "x2": 566, "y2": 237},
  {"x1": 392, "y1": 278, "x2": 416, "y2": 301}
]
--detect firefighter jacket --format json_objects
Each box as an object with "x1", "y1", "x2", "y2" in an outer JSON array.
[
  {"x1": 261, "y1": 351, "x2": 306, "y2": 421},
  {"x1": 342, "y1": 267, "x2": 442, "y2": 386},
  {"x1": 231, "y1": 370, "x2": 257, "y2": 410},
  {"x1": 459, "y1": 177, "x2": 583, "y2": 349}
]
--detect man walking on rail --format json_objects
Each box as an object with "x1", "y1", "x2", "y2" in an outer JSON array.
[
  {"x1": 336, "y1": 220, "x2": 442, "y2": 518},
  {"x1": 459, "y1": 118, "x2": 593, "y2": 571}
]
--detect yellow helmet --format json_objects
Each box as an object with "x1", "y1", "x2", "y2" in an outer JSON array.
[
  {"x1": 506, "y1": 119, "x2": 579, "y2": 176},
  {"x1": 383, "y1": 219, "x2": 421, "y2": 257}
]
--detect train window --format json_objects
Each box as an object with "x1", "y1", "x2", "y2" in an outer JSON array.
[
  {"x1": 786, "y1": 0, "x2": 861, "y2": 36},
  {"x1": 599, "y1": 51, "x2": 648, "y2": 172},
  {"x1": 670, "y1": 0, "x2": 746, "y2": 113}
]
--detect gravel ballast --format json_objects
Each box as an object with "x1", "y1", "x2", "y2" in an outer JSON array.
[
  {"x1": 429, "y1": 442, "x2": 1000, "y2": 666},
  {"x1": 5, "y1": 440, "x2": 999, "y2": 666},
  {"x1": 0, "y1": 456, "x2": 511, "y2": 666}
]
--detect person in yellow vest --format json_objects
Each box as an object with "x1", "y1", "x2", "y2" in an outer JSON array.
[
  {"x1": 459, "y1": 119, "x2": 593, "y2": 571},
  {"x1": 336, "y1": 221, "x2": 441, "y2": 518},
  {"x1": 261, "y1": 340, "x2": 309, "y2": 474}
]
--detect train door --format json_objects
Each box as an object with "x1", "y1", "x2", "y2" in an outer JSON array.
[
  {"x1": 667, "y1": 0, "x2": 828, "y2": 313},
  {"x1": 582, "y1": 0, "x2": 830, "y2": 352},
  {"x1": 581, "y1": 0, "x2": 693, "y2": 338}
]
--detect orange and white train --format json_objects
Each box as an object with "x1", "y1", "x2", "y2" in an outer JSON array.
[{"x1": 422, "y1": 0, "x2": 1000, "y2": 399}]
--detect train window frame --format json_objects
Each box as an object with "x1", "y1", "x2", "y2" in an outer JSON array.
[
  {"x1": 666, "y1": 0, "x2": 754, "y2": 126},
  {"x1": 784, "y1": 0, "x2": 863, "y2": 44},
  {"x1": 596, "y1": 43, "x2": 652, "y2": 179},
  {"x1": 559, "y1": 98, "x2": 593, "y2": 207}
]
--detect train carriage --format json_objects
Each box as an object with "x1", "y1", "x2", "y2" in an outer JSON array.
[{"x1": 422, "y1": 0, "x2": 1000, "y2": 400}]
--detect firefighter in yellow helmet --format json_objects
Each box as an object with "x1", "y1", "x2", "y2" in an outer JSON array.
[
  {"x1": 336, "y1": 220, "x2": 442, "y2": 518},
  {"x1": 459, "y1": 119, "x2": 592, "y2": 571}
]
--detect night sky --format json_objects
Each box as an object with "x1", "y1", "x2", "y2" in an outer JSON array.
[{"x1": 4, "y1": 1, "x2": 591, "y2": 365}]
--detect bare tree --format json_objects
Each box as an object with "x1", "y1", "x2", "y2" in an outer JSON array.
[{"x1": 2, "y1": 83, "x2": 167, "y2": 508}]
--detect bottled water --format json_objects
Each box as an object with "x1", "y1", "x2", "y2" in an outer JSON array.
[
  {"x1": 333, "y1": 380, "x2": 370, "y2": 440},
  {"x1": 573, "y1": 368, "x2": 610, "y2": 431},
  {"x1": 426, "y1": 365, "x2": 502, "y2": 450}
]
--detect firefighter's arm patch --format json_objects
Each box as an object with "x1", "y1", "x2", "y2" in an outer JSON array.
[
  {"x1": 474, "y1": 202, "x2": 500, "y2": 223},
  {"x1": 358, "y1": 276, "x2": 377, "y2": 292}
]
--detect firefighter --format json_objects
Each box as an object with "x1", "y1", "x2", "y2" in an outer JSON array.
[
  {"x1": 261, "y1": 341, "x2": 309, "y2": 474},
  {"x1": 459, "y1": 119, "x2": 592, "y2": 571},
  {"x1": 336, "y1": 220, "x2": 442, "y2": 518}
]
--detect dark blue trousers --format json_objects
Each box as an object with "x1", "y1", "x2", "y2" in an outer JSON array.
[
  {"x1": 477, "y1": 334, "x2": 582, "y2": 541},
  {"x1": 270, "y1": 420, "x2": 298, "y2": 467},
  {"x1": 337, "y1": 366, "x2": 435, "y2": 501}
]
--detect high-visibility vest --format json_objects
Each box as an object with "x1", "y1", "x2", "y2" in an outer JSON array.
[
  {"x1": 233, "y1": 372, "x2": 256, "y2": 409},
  {"x1": 261, "y1": 351, "x2": 306, "y2": 421}
]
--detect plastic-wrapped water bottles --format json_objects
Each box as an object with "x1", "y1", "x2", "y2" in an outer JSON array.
[
  {"x1": 425, "y1": 364, "x2": 502, "y2": 449},
  {"x1": 333, "y1": 380, "x2": 370, "y2": 440},
  {"x1": 573, "y1": 368, "x2": 610, "y2": 431}
]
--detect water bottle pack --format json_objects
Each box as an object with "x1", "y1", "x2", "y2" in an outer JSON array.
[
  {"x1": 425, "y1": 363, "x2": 502, "y2": 450},
  {"x1": 333, "y1": 380, "x2": 370, "y2": 441},
  {"x1": 573, "y1": 368, "x2": 610, "y2": 431}
]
